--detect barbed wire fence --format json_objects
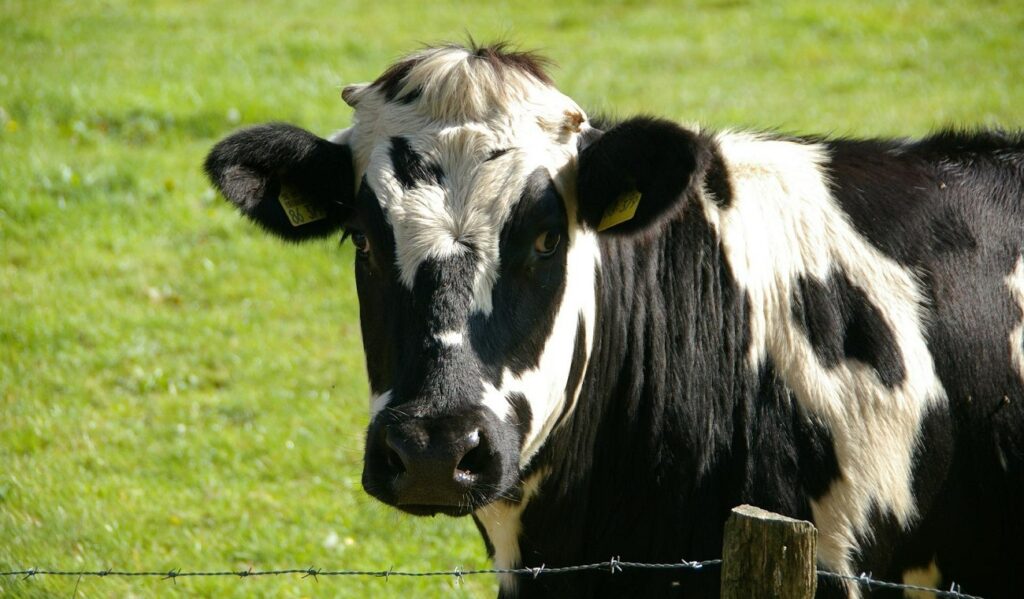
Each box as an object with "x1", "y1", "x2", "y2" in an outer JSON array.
[
  {"x1": 0, "y1": 504, "x2": 990, "y2": 599},
  {"x1": 0, "y1": 558, "x2": 986, "y2": 598}
]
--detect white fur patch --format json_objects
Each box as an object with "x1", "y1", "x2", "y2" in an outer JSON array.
[
  {"x1": 1007, "y1": 254, "x2": 1024, "y2": 383},
  {"x1": 369, "y1": 389, "x2": 392, "y2": 419},
  {"x1": 902, "y1": 560, "x2": 942, "y2": 599},
  {"x1": 480, "y1": 380, "x2": 511, "y2": 421},
  {"x1": 708, "y1": 131, "x2": 946, "y2": 582},
  {"x1": 436, "y1": 330, "x2": 464, "y2": 347},
  {"x1": 475, "y1": 470, "x2": 547, "y2": 593}
]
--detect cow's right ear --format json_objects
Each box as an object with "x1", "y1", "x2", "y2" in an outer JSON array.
[
  {"x1": 576, "y1": 117, "x2": 711, "y2": 235},
  {"x1": 204, "y1": 123, "x2": 353, "y2": 241}
]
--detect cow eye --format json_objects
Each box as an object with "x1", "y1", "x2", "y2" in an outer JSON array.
[
  {"x1": 533, "y1": 230, "x2": 561, "y2": 257},
  {"x1": 351, "y1": 231, "x2": 370, "y2": 256}
]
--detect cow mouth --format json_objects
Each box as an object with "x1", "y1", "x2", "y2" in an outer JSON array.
[
  {"x1": 395, "y1": 503, "x2": 478, "y2": 517},
  {"x1": 362, "y1": 468, "x2": 506, "y2": 518}
]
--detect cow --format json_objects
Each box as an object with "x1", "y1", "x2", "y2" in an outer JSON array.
[{"x1": 204, "y1": 42, "x2": 1024, "y2": 598}]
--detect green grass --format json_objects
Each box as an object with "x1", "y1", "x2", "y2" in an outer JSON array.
[{"x1": 1, "y1": 0, "x2": 1022, "y2": 596}]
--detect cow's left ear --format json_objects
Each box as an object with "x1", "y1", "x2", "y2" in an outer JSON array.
[
  {"x1": 576, "y1": 117, "x2": 712, "y2": 235},
  {"x1": 204, "y1": 123, "x2": 353, "y2": 241}
]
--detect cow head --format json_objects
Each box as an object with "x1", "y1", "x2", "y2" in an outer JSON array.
[{"x1": 206, "y1": 43, "x2": 710, "y2": 517}]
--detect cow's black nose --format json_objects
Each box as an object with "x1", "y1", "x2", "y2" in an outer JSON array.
[
  {"x1": 385, "y1": 427, "x2": 482, "y2": 481},
  {"x1": 375, "y1": 421, "x2": 494, "y2": 513}
]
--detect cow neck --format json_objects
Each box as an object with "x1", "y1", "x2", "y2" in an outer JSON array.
[{"x1": 516, "y1": 202, "x2": 756, "y2": 575}]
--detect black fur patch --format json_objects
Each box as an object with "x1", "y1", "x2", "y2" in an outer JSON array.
[
  {"x1": 472, "y1": 515, "x2": 496, "y2": 558},
  {"x1": 917, "y1": 128, "x2": 1024, "y2": 162},
  {"x1": 468, "y1": 41, "x2": 553, "y2": 85},
  {"x1": 703, "y1": 145, "x2": 734, "y2": 208},
  {"x1": 929, "y1": 209, "x2": 978, "y2": 255},
  {"x1": 413, "y1": 254, "x2": 477, "y2": 336},
  {"x1": 822, "y1": 131, "x2": 1024, "y2": 266},
  {"x1": 793, "y1": 408, "x2": 843, "y2": 499},
  {"x1": 486, "y1": 147, "x2": 512, "y2": 162},
  {"x1": 379, "y1": 253, "x2": 483, "y2": 417},
  {"x1": 508, "y1": 392, "x2": 533, "y2": 448},
  {"x1": 821, "y1": 138, "x2": 934, "y2": 263},
  {"x1": 470, "y1": 168, "x2": 568, "y2": 383},
  {"x1": 350, "y1": 178, "x2": 400, "y2": 395},
  {"x1": 373, "y1": 56, "x2": 422, "y2": 103},
  {"x1": 393, "y1": 87, "x2": 422, "y2": 105},
  {"x1": 389, "y1": 136, "x2": 443, "y2": 189},
  {"x1": 729, "y1": 359, "x2": 840, "y2": 514},
  {"x1": 554, "y1": 314, "x2": 588, "y2": 429},
  {"x1": 791, "y1": 271, "x2": 906, "y2": 388}
]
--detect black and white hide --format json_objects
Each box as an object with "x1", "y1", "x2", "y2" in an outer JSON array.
[{"x1": 205, "y1": 43, "x2": 1024, "y2": 599}]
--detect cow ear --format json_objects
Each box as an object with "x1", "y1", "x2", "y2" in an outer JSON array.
[
  {"x1": 204, "y1": 123, "x2": 353, "y2": 241},
  {"x1": 576, "y1": 117, "x2": 711, "y2": 235}
]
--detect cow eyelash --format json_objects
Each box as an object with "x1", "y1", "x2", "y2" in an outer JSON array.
[
  {"x1": 343, "y1": 228, "x2": 371, "y2": 257},
  {"x1": 352, "y1": 232, "x2": 370, "y2": 256}
]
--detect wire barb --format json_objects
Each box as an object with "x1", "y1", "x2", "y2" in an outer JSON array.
[{"x1": 859, "y1": 571, "x2": 874, "y2": 591}]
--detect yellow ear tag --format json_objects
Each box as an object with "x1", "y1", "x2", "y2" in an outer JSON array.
[
  {"x1": 597, "y1": 189, "x2": 642, "y2": 231},
  {"x1": 279, "y1": 188, "x2": 327, "y2": 227}
]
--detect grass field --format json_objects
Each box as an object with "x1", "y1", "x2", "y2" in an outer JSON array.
[{"x1": 1, "y1": 0, "x2": 1022, "y2": 597}]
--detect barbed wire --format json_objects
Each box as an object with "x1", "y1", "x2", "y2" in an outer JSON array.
[
  {"x1": 820, "y1": 571, "x2": 986, "y2": 599},
  {"x1": 0, "y1": 558, "x2": 987, "y2": 598},
  {"x1": 0, "y1": 558, "x2": 718, "y2": 582}
]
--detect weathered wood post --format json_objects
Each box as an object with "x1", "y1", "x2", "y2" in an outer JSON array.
[{"x1": 721, "y1": 504, "x2": 818, "y2": 599}]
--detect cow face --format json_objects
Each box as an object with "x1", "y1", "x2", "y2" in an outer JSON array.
[
  {"x1": 206, "y1": 44, "x2": 710, "y2": 517},
  {"x1": 338, "y1": 47, "x2": 604, "y2": 517}
]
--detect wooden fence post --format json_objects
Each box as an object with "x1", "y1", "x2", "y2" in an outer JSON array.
[{"x1": 720, "y1": 504, "x2": 817, "y2": 599}]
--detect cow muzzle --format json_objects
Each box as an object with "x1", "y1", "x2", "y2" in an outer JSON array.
[{"x1": 362, "y1": 411, "x2": 507, "y2": 517}]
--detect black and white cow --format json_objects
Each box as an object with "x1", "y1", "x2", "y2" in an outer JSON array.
[{"x1": 205, "y1": 43, "x2": 1024, "y2": 598}]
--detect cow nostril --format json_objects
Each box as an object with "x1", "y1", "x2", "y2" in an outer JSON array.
[
  {"x1": 385, "y1": 446, "x2": 406, "y2": 474},
  {"x1": 456, "y1": 445, "x2": 486, "y2": 476},
  {"x1": 456, "y1": 429, "x2": 487, "y2": 477},
  {"x1": 383, "y1": 433, "x2": 407, "y2": 474}
]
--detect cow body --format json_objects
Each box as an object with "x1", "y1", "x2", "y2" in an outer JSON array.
[
  {"x1": 498, "y1": 130, "x2": 1024, "y2": 598},
  {"x1": 205, "y1": 44, "x2": 1024, "y2": 598}
]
